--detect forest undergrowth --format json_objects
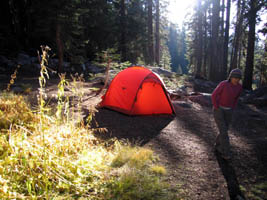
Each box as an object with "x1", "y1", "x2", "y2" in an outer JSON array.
[{"x1": 0, "y1": 47, "x2": 179, "y2": 200}]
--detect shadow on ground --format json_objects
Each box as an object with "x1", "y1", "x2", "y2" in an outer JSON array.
[
  {"x1": 215, "y1": 152, "x2": 246, "y2": 200},
  {"x1": 89, "y1": 107, "x2": 174, "y2": 144},
  {"x1": 173, "y1": 102, "x2": 246, "y2": 199},
  {"x1": 232, "y1": 104, "x2": 267, "y2": 170}
]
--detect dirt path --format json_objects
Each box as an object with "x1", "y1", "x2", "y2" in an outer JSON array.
[
  {"x1": 149, "y1": 102, "x2": 230, "y2": 199},
  {"x1": 148, "y1": 100, "x2": 251, "y2": 200}
]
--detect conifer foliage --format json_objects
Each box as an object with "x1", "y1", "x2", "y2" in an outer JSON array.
[
  {"x1": 0, "y1": 0, "x2": 265, "y2": 88},
  {"x1": 0, "y1": 0, "x2": 171, "y2": 69}
]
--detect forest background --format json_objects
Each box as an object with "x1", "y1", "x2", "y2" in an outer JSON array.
[{"x1": 0, "y1": 0, "x2": 266, "y2": 90}]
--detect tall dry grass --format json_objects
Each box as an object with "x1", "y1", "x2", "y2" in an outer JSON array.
[{"x1": 0, "y1": 47, "x2": 179, "y2": 199}]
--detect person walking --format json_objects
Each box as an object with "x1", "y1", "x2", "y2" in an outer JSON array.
[{"x1": 211, "y1": 68, "x2": 243, "y2": 160}]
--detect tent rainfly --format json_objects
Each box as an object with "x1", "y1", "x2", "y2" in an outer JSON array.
[{"x1": 100, "y1": 66, "x2": 175, "y2": 115}]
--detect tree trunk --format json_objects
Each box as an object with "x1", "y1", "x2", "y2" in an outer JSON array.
[
  {"x1": 196, "y1": 0, "x2": 203, "y2": 78},
  {"x1": 180, "y1": 26, "x2": 188, "y2": 74},
  {"x1": 0, "y1": 1, "x2": 13, "y2": 33},
  {"x1": 9, "y1": 0, "x2": 23, "y2": 48},
  {"x1": 243, "y1": 0, "x2": 257, "y2": 90},
  {"x1": 202, "y1": 7, "x2": 208, "y2": 78},
  {"x1": 155, "y1": 0, "x2": 160, "y2": 66},
  {"x1": 147, "y1": 0, "x2": 154, "y2": 64},
  {"x1": 222, "y1": 0, "x2": 231, "y2": 79},
  {"x1": 260, "y1": 41, "x2": 267, "y2": 86},
  {"x1": 207, "y1": 3, "x2": 212, "y2": 79},
  {"x1": 221, "y1": 0, "x2": 225, "y2": 39},
  {"x1": 56, "y1": 23, "x2": 64, "y2": 73},
  {"x1": 120, "y1": 0, "x2": 127, "y2": 62},
  {"x1": 209, "y1": 0, "x2": 220, "y2": 82},
  {"x1": 25, "y1": 0, "x2": 33, "y2": 48},
  {"x1": 218, "y1": 0, "x2": 225, "y2": 80},
  {"x1": 238, "y1": 45, "x2": 242, "y2": 69},
  {"x1": 230, "y1": 0, "x2": 244, "y2": 73}
]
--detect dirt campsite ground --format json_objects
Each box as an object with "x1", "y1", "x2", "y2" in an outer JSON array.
[{"x1": 1, "y1": 74, "x2": 267, "y2": 200}]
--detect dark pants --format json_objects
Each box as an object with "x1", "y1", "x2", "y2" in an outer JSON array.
[{"x1": 213, "y1": 107, "x2": 233, "y2": 156}]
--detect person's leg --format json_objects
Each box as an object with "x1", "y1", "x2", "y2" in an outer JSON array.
[
  {"x1": 224, "y1": 109, "x2": 233, "y2": 128},
  {"x1": 213, "y1": 108, "x2": 231, "y2": 158}
]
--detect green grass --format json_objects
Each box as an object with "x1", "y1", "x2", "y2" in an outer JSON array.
[
  {"x1": 163, "y1": 74, "x2": 190, "y2": 90},
  {"x1": 0, "y1": 60, "x2": 179, "y2": 199},
  {"x1": 247, "y1": 182, "x2": 267, "y2": 200},
  {"x1": 105, "y1": 170, "x2": 175, "y2": 200},
  {"x1": 0, "y1": 48, "x2": 180, "y2": 199},
  {"x1": 0, "y1": 92, "x2": 179, "y2": 199}
]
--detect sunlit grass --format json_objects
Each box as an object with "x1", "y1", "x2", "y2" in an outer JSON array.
[
  {"x1": 0, "y1": 47, "x2": 178, "y2": 199},
  {"x1": 128, "y1": 148, "x2": 154, "y2": 168},
  {"x1": 111, "y1": 145, "x2": 135, "y2": 168},
  {"x1": 105, "y1": 170, "x2": 174, "y2": 200},
  {"x1": 150, "y1": 165, "x2": 167, "y2": 175},
  {"x1": 0, "y1": 93, "x2": 38, "y2": 130},
  {"x1": 0, "y1": 93, "x2": 178, "y2": 199},
  {"x1": 163, "y1": 74, "x2": 190, "y2": 90}
]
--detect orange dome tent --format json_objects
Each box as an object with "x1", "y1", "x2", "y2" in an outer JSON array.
[{"x1": 100, "y1": 66, "x2": 175, "y2": 115}]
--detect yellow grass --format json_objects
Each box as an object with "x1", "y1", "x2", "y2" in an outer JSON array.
[
  {"x1": 0, "y1": 91, "x2": 177, "y2": 199},
  {"x1": 0, "y1": 47, "x2": 179, "y2": 199}
]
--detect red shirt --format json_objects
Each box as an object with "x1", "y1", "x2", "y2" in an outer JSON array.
[{"x1": 211, "y1": 80, "x2": 242, "y2": 109}]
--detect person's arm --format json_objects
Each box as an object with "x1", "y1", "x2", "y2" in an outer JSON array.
[{"x1": 211, "y1": 82, "x2": 225, "y2": 109}]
